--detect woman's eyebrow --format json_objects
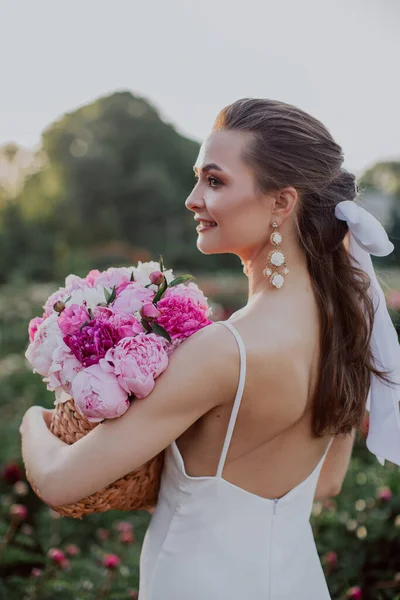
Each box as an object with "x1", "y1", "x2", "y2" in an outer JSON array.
[{"x1": 193, "y1": 163, "x2": 223, "y2": 174}]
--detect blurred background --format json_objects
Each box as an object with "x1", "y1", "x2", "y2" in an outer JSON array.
[{"x1": 0, "y1": 1, "x2": 399, "y2": 598}]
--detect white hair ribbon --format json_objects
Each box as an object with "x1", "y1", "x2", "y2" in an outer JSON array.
[{"x1": 335, "y1": 200, "x2": 400, "y2": 465}]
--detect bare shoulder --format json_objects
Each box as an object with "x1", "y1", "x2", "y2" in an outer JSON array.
[{"x1": 162, "y1": 321, "x2": 243, "y2": 409}]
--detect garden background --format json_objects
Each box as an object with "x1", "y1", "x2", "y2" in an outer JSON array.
[{"x1": 0, "y1": 90, "x2": 400, "y2": 600}]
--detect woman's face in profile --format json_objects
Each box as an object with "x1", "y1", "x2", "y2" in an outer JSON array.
[{"x1": 185, "y1": 129, "x2": 273, "y2": 256}]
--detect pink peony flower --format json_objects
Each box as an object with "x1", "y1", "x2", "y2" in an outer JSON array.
[
  {"x1": 94, "y1": 306, "x2": 143, "y2": 338},
  {"x1": 85, "y1": 269, "x2": 102, "y2": 286},
  {"x1": 47, "y1": 340, "x2": 83, "y2": 396},
  {"x1": 119, "y1": 530, "x2": 135, "y2": 544},
  {"x1": 72, "y1": 363, "x2": 129, "y2": 422},
  {"x1": 347, "y1": 586, "x2": 362, "y2": 599},
  {"x1": 164, "y1": 282, "x2": 211, "y2": 315},
  {"x1": 64, "y1": 319, "x2": 121, "y2": 368},
  {"x1": 102, "y1": 553, "x2": 120, "y2": 569},
  {"x1": 155, "y1": 295, "x2": 213, "y2": 341},
  {"x1": 113, "y1": 282, "x2": 154, "y2": 315},
  {"x1": 100, "y1": 333, "x2": 168, "y2": 398},
  {"x1": 25, "y1": 314, "x2": 64, "y2": 377},
  {"x1": 95, "y1": 267, "x2": 133, "y2": 289},
  {"x1": 65, "y1": 543, "x2": 80, "y2": 556},
  {"x1": 65, "y1": 274, "x2": 91, "y2": 293},
  {"x1": 96, "y1": 528, "x2": 109, "y2": 541},
  {"x1": 31, "y1": 567, "x2": 42, "y2": 577},
  {"x1": 141, "y1": 302, "x2": 160, "y2": 320},
  {"x1": 28, "y1": 317, "x2": 45, "y2": 342},
  {"x1": 377, "y1": 486, "x2": 392, "y2": 501},
  {"x1": 115, "y1": 521, "x2": 133, "y2": 532},
  {"x1": 58, "y1": 304, "x2": 90, "y2": 335},
  {"x1": 10, "y1": 503, "x2": 28, "y2": 520}
]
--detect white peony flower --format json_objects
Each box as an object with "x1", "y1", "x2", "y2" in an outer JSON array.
[
  {"x1": 25, "y1": 313, "x2": 64, "y2": 377},
  {"x1": 65, "y1": 286, "x2": 107, "y2": 311}
]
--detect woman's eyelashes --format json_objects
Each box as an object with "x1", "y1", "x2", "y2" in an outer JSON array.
[{"x1": 193, "y1": 174, "x2": 222, "y2": 188}]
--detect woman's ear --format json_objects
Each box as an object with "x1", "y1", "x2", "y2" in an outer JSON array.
[{"x1": 272, "y1": 187, "x2": 298, "y2": 223}]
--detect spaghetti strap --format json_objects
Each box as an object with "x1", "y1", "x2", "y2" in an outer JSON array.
[{"x1": 215, "y1": 321, "x2": 247, "y2": 478}]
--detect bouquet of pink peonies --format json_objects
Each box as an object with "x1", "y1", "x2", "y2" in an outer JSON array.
[{"x1": 24, "y1": 258, "x2": 213, "y2": 518}]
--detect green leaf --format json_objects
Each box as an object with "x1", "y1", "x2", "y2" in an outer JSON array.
[
  {"x1": 153, "y1": 278, "x2": 168, "y2": 303},
  {"x1": 104, "y1": 285, "x2": 117, "y2": 305},
  {"x1": 151, "y1": 322, "x2": 172, "y2": 344},
  {"x1": 168, "y1": 275, "x2": 195, "y2": 287},
  {"x1": 159, "y1": 254, "x2": 165, "y2": 272}
]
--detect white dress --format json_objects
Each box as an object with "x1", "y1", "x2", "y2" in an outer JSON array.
[{"x1": 138, "y1": 320, "x2": 334, "y2": 599}]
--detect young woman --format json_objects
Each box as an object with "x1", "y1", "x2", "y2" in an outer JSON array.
[{"x1": 21, "y1": 99, "x2": 400, "y2": 599}]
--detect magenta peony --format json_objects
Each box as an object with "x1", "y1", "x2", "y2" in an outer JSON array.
[
  {"x1": 100, "y1": 333, "x2": 168, "y2": 398},
  {"x1": 155, "y1": 295, "x2": 213, "y2": 341},
  {"x1": 48, "y1": 547, "x2": 66, "y2": 565},
  {"x1": 64, "y1": 320, "x2": 121, "y2": 368},
  {"x1": 28, "y1": 316, "x2": 45, "y2": 342},
  {"x1": 94, "y1": 306, "x2": 143, "y2": 338},
  {"x1": 71, "y1": 363, "x2": 129, "y2": 422},
  {"x1": 377, "y1": 485, "x2": 392, "y2": 501},
  {"x1": 113, "y1": 282, "x2": 154, "y2": 315},
  {"x1": 58, "y1": 304, "x2": 90, "y2": 335},
  {"x1": 164, "y1": 282, "x2": 211, "y2": 314},
  {"x1": 347, "y1": 586, "x2": 362, "y2": 599}
]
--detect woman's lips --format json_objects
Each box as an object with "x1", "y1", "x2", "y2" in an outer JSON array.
[{"x1": 196, "y1": 220, "x2": 218, "y2": 233}]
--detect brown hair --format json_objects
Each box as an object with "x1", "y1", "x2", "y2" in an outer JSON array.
[{"x1": 213, "y1": 98, "x2": 391, "y2": 437}]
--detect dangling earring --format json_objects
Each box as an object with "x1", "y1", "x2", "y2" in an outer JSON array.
[{"x1": 264, "y1": 221, "x2": 289, "y2": 289}]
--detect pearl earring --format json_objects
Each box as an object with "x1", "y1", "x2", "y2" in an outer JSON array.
[{"x1": 264, "y1": 221, "x2": 289, "y2": 289}]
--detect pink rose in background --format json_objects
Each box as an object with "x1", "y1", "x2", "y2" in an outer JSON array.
[
  {"x1": 155, "y1": 296, "x2": 213, "y2": 341},
  {"x1": 25, "y1": 314, "x2": 64, "y2": 377},
  {"x1": 112, "y1": 282, "x2": 154, "y2": 315},
  {"x1": 43, "y1": 287, "x2": 68, "y2": 317},
  {"x1": 47, "y1": 340, "x2": 83, "y2": 395},
  {"x1": 28, "y1": 316, "x2": 45, "y2": 342},
  {"x1": 58, "y1": 304, "x2": 90, "y2": 335},
  {"x1": 164, "y1": 282, "x2": 211, "y2": 316},
  {"x1": 94, "y1": 306, "x2": 143, "y2": 338},
  {"x1": 100, "y1": 333, "x2": 168, "y2": 398},
  {"x1": 64, "y1": 319, "x2": 121, "y2": 368},
  {"x1": 95, "y1": 267, "x2": 133, "y2": 289},
  {"x1": 72, "y1": 363, "x2": 129, "y2": 422}
]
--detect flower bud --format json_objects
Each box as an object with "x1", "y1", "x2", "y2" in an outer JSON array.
[
  {"x1": 347, "y1": 586, "x2": 362, "y2": 599},
  {"x1": 149, "y1": 271, "x2": 164, "y2": 286},
  {"x1": 65, "y1": 543, "x2": 80, "y2": 556},
  {"x1": 102, "y1": 553, "x2": 120, "y2": 569},
  {"x1": 119, "y1": 530, "x2": 135, "y2": 544},
  {"x1": 141, "y1": 303, "x2": 161, "y2": 320},
  {"x1": 10, "y1": 503, "x2": 28, "y2": 521},
  {"x1": 53, "y1": 300, "x2": 66, "y2": 314},
  {"x1": 48, "y1": 547, "x2": 66, "y2": 565},
  {"x1": 377, "y1": 486, "x2": 392, "y2": 501}
]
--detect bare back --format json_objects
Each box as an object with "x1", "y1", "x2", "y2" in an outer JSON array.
[{"x1": 175, "y1": 279, "x2": 333, "y2": 501}]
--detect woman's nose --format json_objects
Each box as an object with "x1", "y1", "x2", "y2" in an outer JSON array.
[{"x1": 185, "y1": 187, "x2": 205, "y2": 212}]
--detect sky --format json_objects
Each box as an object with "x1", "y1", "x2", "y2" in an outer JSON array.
[{"x1": 0, "y1": 0, "x2": 399, "y2": 174}]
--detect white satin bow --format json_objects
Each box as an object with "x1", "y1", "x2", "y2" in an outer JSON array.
[{"x1": 335, "y1": 200, "x2": 400, "y2": 465}]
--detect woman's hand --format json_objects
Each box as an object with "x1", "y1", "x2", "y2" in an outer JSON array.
[{"x1": 19, "y1": 405, "x2": 54, "y2": 436}]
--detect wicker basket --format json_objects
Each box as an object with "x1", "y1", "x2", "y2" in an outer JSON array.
[{"x1": 28, "y1": 399, "x2": 165, "y2": 519}]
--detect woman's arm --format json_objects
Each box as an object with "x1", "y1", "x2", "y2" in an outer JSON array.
[
  {"x1": 21, "y1": 323, "x2": 243, "y2": 507},
  {"x1": 314, "y1": 428, "x2": 356, "y2": 499}
]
